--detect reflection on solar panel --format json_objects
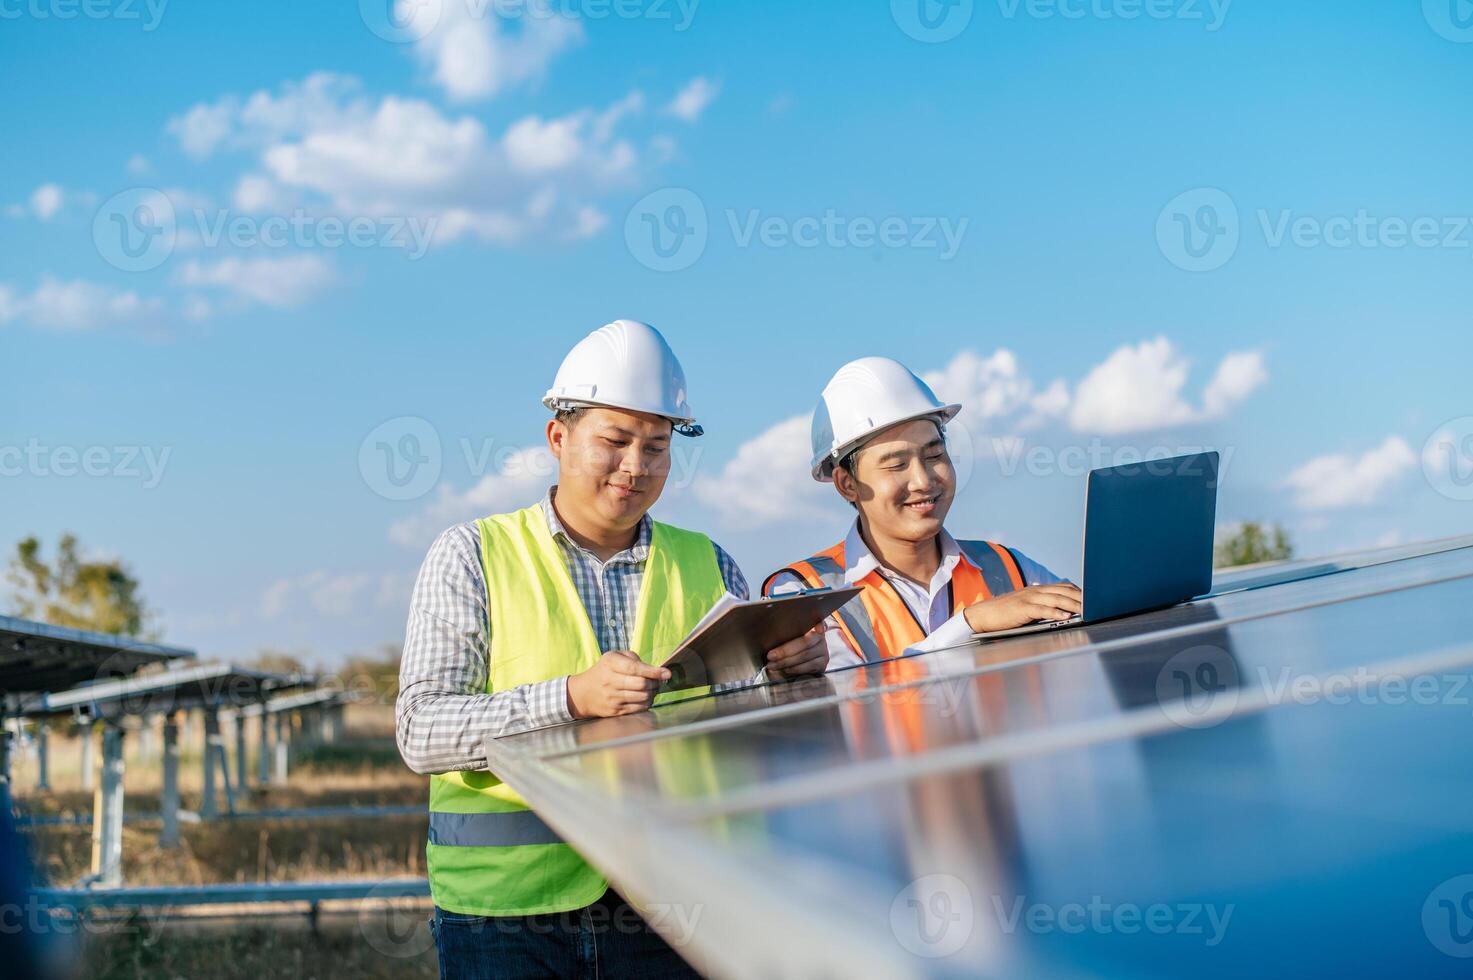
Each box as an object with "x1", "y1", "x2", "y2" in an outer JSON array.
[
  {"x1": 481, "y1": 536, "x2": 1473, "y2": 979},
  {"x1": 0, "y1": 614, "x2": 196, "y2": 697}
]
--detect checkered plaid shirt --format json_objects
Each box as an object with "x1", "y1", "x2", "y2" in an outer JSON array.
[{"x1": 395, "y1": 489, "x2": 748, "y2": 775}]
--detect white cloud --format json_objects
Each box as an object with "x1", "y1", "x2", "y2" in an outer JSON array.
[
  {"x1": 169, "y1": 98, "x2": 239, "y2": 159},
  {"x1": 166, "y1": 71, "x2": 651, "y2": 247},
  {"x1": 567, "y1": 205, "x2": 608, "y2": 240},
  {"x1": 1029, "y1": 379, "x2": 1071, "y2": 420},
  {"x1": 503, "y1": 114, "x2": 586, "y2": 173},
  {"x1": 232, "y1": 173, "x2": 297, "y2": 213},
  {"x1": 30, "y1": 184, "x2": 63, "y2": 220},
  {"x1": 181, "y1": 295, "x2": 213, "y2": 322},
  {"x1": 8, "y1": 184, "x2": 86, "y2": 221},
  {"x1": 260, "y1": 569, "x2": 407, "y2": 619},
  {"x1": 175, "y1": 255, "x2": 338, "y2": 309},
  {"x1": 1069, "y1": 337, "x2": 1193, "y2": 434},
  {"x1": 126, "y1": 154, "x2": 153, "y2": 176},
  {"x1": 926, "y1": 350, "x2": 1050, "y2": 422},
  {"x1": 1202, "y1": 350, "x2": 1268, "y2": 418},
  {"x1": 168, "y1": 72, "x2": 370, "y2": 160},
  {"x1": 389, "y1": 445, "x2": 556, "y2": 549},
  {"x1": 1284, "y1": 436, "x2": 1417, "y2": 510},
  {"x1": 1068, "y1": 337, "x2": 1267, "y2": 435},
  {"x1": 693, "y1": 414, "x2": 838, "y2": 529},
  {"x1": 696, "y1": 341, "x2": 1268, "y2": 529},
  {"x1": 0, "y1": 277, "x2": 162, "y2": 331},
  {"x1": 665, "y1": 77, "x2": 719, "y2": 122},
  {"x1": 405, "y1": 0, "x2": 583, "y2": 103}
]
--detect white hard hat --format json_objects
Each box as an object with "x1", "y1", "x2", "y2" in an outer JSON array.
[
  {"x1": 809, "y1": 357, "x2": 961, "y2": 482},
  {"x1": 543, "y1": 319, "x2": 702, "y2": 437}
]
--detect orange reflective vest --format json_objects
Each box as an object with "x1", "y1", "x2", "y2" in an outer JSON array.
[{"x1": 762, "y1": 538, "x2": 1026, "y2": 661}]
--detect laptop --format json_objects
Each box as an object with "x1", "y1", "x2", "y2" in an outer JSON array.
[{"x1": 978, "y1": 450, "x2": 1220, "y2": 639}]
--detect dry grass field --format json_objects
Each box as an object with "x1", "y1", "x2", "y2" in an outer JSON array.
[{"x1": 12, "y1": 702, "x2": 439, "y2": 979}]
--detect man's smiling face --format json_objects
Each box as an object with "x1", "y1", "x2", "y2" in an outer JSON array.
[
  {"x1": 836, "y1": 417, "x2": 956, "y2": 543},
  {"x1": 548, "y1": 406, "x2": 675, "y2": 533}
]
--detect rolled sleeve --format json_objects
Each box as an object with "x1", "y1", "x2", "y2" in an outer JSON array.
[{"x1": 394, "y1": 524, "x2": 575, "y2": 776}]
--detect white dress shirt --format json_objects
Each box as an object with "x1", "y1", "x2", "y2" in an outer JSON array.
[{"x1": 766, "y1": 519, "x2": 1066, "y2": 666}]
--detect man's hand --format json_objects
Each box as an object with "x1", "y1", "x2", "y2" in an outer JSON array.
[
  {"x1": 766, "y1": 622, "x2": 830, "y2": 680},
  {"x1": 963, "y1": 584, "x2": 1083, "y2": 634},
  {"x1": 567, "y1": 651, "x2": 670, "y2": 719}
]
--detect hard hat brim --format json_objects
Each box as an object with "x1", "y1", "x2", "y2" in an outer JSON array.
[
  {"x1": 542, "y1": 392, "x2": 700, "y2": 433},
  {"x1": 810, "y1": 403, "x2": 962, "y2": 482}
]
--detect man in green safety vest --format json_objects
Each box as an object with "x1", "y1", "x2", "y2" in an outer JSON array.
[{"x1": 396, "y1": 319, "x2": 829, "y2": 979}]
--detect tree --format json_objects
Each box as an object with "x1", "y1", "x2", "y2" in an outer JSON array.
[
  {"x1": 250, "y1": 650, "x2": 312, "y2": 675},
  {"x1": 1214, "y1": 521, "x2": 1294, "y2": 570},
  {"x1": 5, "y1": 534, "x2": 154, "y2": 637}
]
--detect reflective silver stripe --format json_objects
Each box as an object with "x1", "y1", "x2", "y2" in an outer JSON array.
[
  {"x1": 803, "y1": 555, "x2": 846, "y2": 589},
  {"x1": 803, "y1": 556, "x2": 883, "y2": 662},
  {"x1": 957, "y1": 540, "x2": 1021, "y2": 597},
  {"x1": 428, "y1": 809, "x2": 565, "y2": 847},
  {"x1": 833, "y1": 603, "x2": 882, "y2": 662}
]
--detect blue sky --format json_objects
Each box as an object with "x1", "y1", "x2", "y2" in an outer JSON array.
[{"x1": 3, "y1": 0, "x2": 1471, "y2": 665}]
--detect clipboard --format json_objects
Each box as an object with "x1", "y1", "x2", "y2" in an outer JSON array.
[{"x1": 657, "y1": 586, "x2": 862, "y2": 693}]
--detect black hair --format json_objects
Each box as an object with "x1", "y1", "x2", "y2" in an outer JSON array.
[
  {"x1": 553, "y1": 407, "x2": 587, "y2": 429},
  {"x1": 835, "y1": 418, "x2": 948, "y2": 511}
]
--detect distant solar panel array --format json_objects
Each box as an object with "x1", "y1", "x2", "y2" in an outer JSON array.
[
  {"x1": 0, "y1": 614, "x2": 345, "y2": 892},
  {"x1": 0, "y1": 614, "x2": 196, "y2": 699}
]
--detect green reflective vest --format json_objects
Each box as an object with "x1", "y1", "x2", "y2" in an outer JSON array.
[{"x1": 426, "y1": 503, "x2": 726, "y2": 916}]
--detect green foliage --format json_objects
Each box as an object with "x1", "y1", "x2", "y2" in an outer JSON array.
[
  {"x1": 5, "y1": 533, "x2": 154, "y2": 637},
  {"x1": 1214, "y1": 521, "x2": 1295, "y2": 569}
]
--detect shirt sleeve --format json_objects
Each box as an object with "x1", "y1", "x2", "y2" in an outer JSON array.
[
  {"x1": 710, "y1": 542, "x2": 750, "y2": 600},
  {"x1": 394, "y1": 524, "x2": 575, "y2": 776},
  {"x1": 762, "y1": 569, "x2": 866, "y2": 671},
  {"x1": 907, "y1": 548, "x2": 1074, "y2": 652}
]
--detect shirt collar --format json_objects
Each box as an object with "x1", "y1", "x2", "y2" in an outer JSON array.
[
  {"x1": 541, "y1": 486, "x2": 652, "y2": 561},
  {"x1": 843, "y1": 518, "x2": 964, "y2": 599}
]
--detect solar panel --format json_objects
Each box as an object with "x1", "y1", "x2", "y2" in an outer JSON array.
[
  {"x1": 235, "y1": 685, "x2": 356, "y2": 717},
  {"x1": 0, "y1": 613, "x2": 195, "y2": 697},
  {"x1": 480, "y1": 538, "x2": 1473, "y2": 979},
  {"x1": 20, "y1": 662, "x2": 313, "y2": 720}
]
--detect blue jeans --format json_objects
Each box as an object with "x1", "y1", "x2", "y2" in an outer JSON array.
[{"x1": 431, "y1": 889, "x2": 703, "y2": 980}]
